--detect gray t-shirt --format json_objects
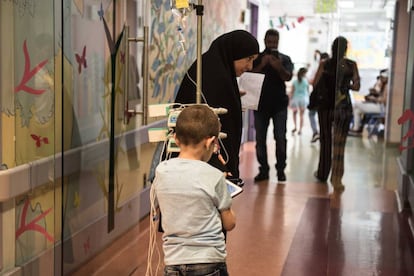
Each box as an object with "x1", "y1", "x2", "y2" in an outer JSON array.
[{"x1": 153, "y1": 158, "x2": 232, "y2": 266}]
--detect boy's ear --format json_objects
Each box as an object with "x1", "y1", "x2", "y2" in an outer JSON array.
[
  {"x1": 173, "y1": 133, "x2": 181, "y2": 146},
  {"x1": 206, "y1": 136, "x2": 216, "y2": 149}
]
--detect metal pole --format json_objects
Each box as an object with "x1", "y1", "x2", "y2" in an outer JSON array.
[
  {"x1": 196, "y1": 0, "x2": 203, "y2": 104},
  {"x1": 142, "y1": 26, "x2": 149, "y2": 124},
  {"x1": 125, "y1": 26, "x2": 149, "y2": 125},
  {"x1": 124, "y1": 25, "x2": 130, "y2": 125}
]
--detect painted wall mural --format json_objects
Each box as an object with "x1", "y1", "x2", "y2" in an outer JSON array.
[
  {"x1": 2, "y1": 0, "x2": 139, "y2": 270},
  {"x1": 1, "y1": 0, "x2": 246, "y2": 273},
  {"x1": 149, "y1": 0, "x2": 247, "y2": 105},
  {"x1": 15, "y1": 194, "x2": 55, "y2": 264}
]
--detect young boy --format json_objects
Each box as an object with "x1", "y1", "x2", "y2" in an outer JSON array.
[{"x1": 152, "y1": 105, "x2": 236, "y2": 276}]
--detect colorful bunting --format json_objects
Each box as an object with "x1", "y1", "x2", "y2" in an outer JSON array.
[
  {"x1": 279, "y1": 16, "x2": 285, "y2": 27},
  {"x1": 270, "y1": 15, "x2": 306, "y2": 31}
]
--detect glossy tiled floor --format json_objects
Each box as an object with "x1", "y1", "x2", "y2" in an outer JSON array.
[{"x1": 72, "y1": 116, "x2": 414, "y2": 276}]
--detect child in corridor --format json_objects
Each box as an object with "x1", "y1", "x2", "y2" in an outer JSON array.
[
  {"x1": 151, "y1": 105, "x2": 236, "y2": 276},
  {"x1": 290, "y1": 67, "x2": 309, "y2": 135}
]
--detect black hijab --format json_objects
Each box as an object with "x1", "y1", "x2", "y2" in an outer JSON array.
[{"x1": 175, "y1": 30, "x2": 259, "y2": 177}]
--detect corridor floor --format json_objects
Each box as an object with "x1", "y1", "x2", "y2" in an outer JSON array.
[
  {"x1": 73, "y1": 121, "x2": 414, "y2": 276},
  {"x1": 226, "y1": 136, "x2": 413, "y2": 275}
]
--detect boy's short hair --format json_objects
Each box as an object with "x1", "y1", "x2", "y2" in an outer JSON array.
[{"x1": 175, "y1": 105, "x2": 220, "y2": 146}]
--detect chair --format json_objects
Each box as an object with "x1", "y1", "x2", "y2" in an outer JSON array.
[{"x1": 365, "y1": 112, "x2": 385, "y2": 138}]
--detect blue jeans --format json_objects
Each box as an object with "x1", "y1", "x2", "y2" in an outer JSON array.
[
  {"x1": 308, "y1": 109, "x2": 319, "y2": 134},
  {"x1": 254, "y1": 109, "x2": 287, "y2": 174},
  {"x1": 164, "y1": 262, "x2": 228, "y2": 276}
]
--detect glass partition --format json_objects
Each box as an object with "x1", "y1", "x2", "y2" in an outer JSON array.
[
  {"x1": 60, "y1": 0, "x2": 144, "y2": 274},
  {"x1": 0, "y1": 0, "x2": 147, "y2": 274},
  {"x1": 0, "y1": 0, "x2": 57, "y2": 274},
  {"x1": 401, "y1": 12, "x2": 414, "y2": 175}
]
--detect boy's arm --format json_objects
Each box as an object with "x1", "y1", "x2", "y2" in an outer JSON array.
[{"x1": 220, "y1": 208, "x2": 236, "y2": 231}]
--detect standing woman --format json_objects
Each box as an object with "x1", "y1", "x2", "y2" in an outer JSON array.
[
  {"x1": 175, "y1": 30, "x2": 259, "y2": 185},
  {"x1": 313, "y1": 36, "x2": 360, "y2": 192}
]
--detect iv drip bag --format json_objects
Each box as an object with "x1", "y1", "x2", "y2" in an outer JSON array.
[{"x1": 170, "y1": 0, "x2": 194, "y2": 19}]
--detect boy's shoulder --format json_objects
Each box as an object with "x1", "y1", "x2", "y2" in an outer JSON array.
[
  {"x1": 158, "y1": 158, "x2": 212, "y2": 170},
  {"x1": 158, "y1": 158, "x2": 223, "y2": 176}
]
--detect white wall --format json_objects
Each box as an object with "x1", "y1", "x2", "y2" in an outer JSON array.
[
  {"x1": 253, "y1": 5, "x2": 332, "y2": 72},
  {"x1": 255, "y1": 0, "x2": 270, "y2": 50}
]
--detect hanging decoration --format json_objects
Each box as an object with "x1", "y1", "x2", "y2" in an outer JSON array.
[
  {"x1": 315, "y1": 0, "x2": 336, "y2": 13},
  {"x1": 270, "y1": 15, "x2": 306, "y2": 31}
]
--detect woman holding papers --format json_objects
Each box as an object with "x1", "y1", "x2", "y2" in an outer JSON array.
[
  {"x1": 238, "y1": 72, "x2": 265, "y2": 110},
  {"x1": 175, "y1": 30, "x2": 259, "y2": 186}
]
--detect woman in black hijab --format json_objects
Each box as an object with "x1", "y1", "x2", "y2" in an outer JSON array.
[{"x1": 175, "y1": 30, "x2": 259, "y2": 185}]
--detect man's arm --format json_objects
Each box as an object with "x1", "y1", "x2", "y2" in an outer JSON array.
[
  {"x1": 251, "y1": 54, "x2": 267, "y2": 73},
  {"x1": 268, "y1": 55, "x2": 293, "y2": 81}
]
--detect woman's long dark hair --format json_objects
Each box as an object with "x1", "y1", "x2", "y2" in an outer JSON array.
[
  {"x1": 323, "y1": 36, "x2": 349, "y2": 93},
  {"x1": 327, "y1": 36, "x2": 348, "y2": 72}
]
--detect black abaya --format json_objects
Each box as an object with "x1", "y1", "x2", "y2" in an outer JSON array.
[{"x1": 175, "y1": 30, "x2": 259, "y2": 178}]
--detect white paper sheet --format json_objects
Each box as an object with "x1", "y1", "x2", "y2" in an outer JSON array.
[{"x1": 238, "y1": 72, "x2": 265, "y2": 110}]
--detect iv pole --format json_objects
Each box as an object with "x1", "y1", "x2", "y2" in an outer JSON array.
[{"x1": 195, "y1": 0, "x2": 203, "y2": 104}]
